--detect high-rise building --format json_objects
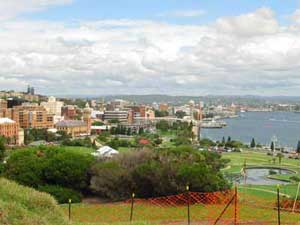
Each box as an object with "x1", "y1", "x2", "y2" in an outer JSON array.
[
  {"x1": 41, "y1": 96, "x2": 64, "y2": 117},
  {"x1": 7, "y1": 104, "x2": 54, "y2": 129},
  {"x1": 104, "y1": 110, "x2": 129, "y2": 122}
]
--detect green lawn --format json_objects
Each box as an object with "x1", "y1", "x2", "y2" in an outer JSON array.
[
  {"x1": 222, "y1": 150, "x2": 300, "y2": 200},
  {"x1": 62, "y1": 200, "x2": 300, "y2": 225},
  {"x1": 63, "y1": 146, "x2": 95, "y2": 154}
]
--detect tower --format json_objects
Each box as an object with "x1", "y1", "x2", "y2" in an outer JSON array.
[
  {"x1": 198, "y1": 100, "x2": 203, "y2": 121},
  {"x1": 83, "y1": 103, "x2": 92, "y2": 135}
]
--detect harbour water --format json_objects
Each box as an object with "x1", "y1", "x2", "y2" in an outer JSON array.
[{"x1": 201, "y1": 111, "x2": 300, "y2": 148}]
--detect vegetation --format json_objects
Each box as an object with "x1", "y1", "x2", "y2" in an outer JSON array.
[
  {"x1": 0, "y1": 178, "x2": 68, "y2": 225},
  {"x1": 4, "y1": 146, "x2": 95, "y2": 203},
  {"x1": 38, "y1": 185, "x2": 82, "y2": 204},
  {"x1": 175, "y1": 110, "x2": 186, "y2": 119},
  {"x1": 297, "y1": 140, "x2": 300, "y2": 154},
  {"x1": 62, "y1": 137, "x2": 94, "y2": 148},
  {"x1": 154, "y1": 110, "x2": 169, "y2": 117},
  {"x1": 90, "y1": 146, "x2": 229, "y2": 200},
  {"x1": 250, "y1": 138, "x2": 256, "y2": 148},
  {"x1": 92, "y1": 121, "x2": 105, "y2": 126},
  {"x1": 0, "y1": 136, "x2": 6, "y2": 161}
]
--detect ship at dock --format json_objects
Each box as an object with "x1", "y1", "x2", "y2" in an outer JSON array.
[{"x1": 200, "y1": 118, "x2": 227, "y2": 129}]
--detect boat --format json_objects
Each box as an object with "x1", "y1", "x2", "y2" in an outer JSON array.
[{"x1": 201, "y1": 118, "x2": 227, "y2": 129}]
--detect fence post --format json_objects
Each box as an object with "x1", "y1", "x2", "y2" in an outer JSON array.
[
  {"x1": 234, "y1": 185, "x2": 238, "y2": 225},
  {"x1": 186, "y1": 185, "x2": 190, "y2": 225},
  {"x1": 68, "y1": 199, "x2": 72, "y2": 221},
  {"x1": 277, "y1": 185, "x2": 281, "y2": 225},
  {"x1": 130, "y1": 193, "x2": 135, "y2": 222},
  {"x1": 292, "y1": 182, "x2": 300, "y2": 213}
]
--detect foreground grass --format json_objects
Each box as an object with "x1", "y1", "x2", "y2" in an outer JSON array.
[
  {"x1": 0, "y1": 178, "x2": 68, "y2": 225},
  {"x1": 61, "y1": 201, "x2": 300, "y2": 225}
]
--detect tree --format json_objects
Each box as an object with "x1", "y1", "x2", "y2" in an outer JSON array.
[
  {"x1": 175, "y1": 111, "x2": 186, "y2": 119},
  {"x1": 199, "y1": 138, "x2": 216, "y2": 147},
  {"x1": 222, "y1": 137, "x2": 226, "y2": 146},
  {"x1": 270, "y1": 141, "x2": 275, "y2": 152},
  {"x1": 92, "y1": 121, "x2": 104, "y2": 126},
  {"x1": 4, "y1": 146, "x2": 94, "y2": 191},
  {"x1": 0, "y1": 136, "x2": 6, "y2": 161},
  {"x1": 156, "y1": 120, "x2": 169, "y2": 132},
  {"x1": 90, "y1": 146, "x2": 230, "y2": 200},
  {"x1": 227, "y1": 136, "x2": 231, "y2": 143},
  {"x1": 250, "y1": 138, "x2": 256, "y2": 148},
  {"x1": 297, "y1": 140, "x2": 300, "y2": 154},
  {"x1": 138, "y1": 127, "x2": 144, "y2": 135},
  {"x1": 277, "y1": 153, "x2": 284, "y2": 165},
  {"x1": 155, "y1": 110, "x2": 169, "y2": 117}
]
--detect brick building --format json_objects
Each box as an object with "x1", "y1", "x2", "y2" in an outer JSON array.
[
  {"x1": 0, "y1": 118, "x2": 20, "y2": 145},
  {"x1": 1, "y1": 104, "x2": 54, "y2": 129}
]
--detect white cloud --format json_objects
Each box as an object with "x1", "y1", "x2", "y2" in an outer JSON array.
[
  {"x1": 289, "y1": 9, "x2": 300, "y2": 24},
  {"x1": 0, "y1": 0, "x2": 73, "y2": 20},
  {"x1": 158, "y1": 10, "x2": 206, "y2": 18},
  {"x1": 1, "y1": 7, "x2": 300, "y2": 95},
  {"x1": 215, "y1": 7, "x2": 279, "y2": 36}
]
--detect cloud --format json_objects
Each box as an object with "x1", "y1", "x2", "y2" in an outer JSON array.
[
  {"x1": 158, "y1": 10, "x2": 206, "y2": 18},
  {"x1": 289, "y1": 9, "x2": 300, "y2": 24},
  {"x1": 0, "y1": 0, "x2": 73, "y2": 20},
  {"x1": 215, "y1": 7, "x2": 279, "y2": 36},
  {"x1": 1, "y1": 7, "x2": 300, "y2": 96}
]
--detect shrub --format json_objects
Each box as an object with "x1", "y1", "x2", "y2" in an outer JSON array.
[
  {"x1": 269, "y1": 170, "x2": 277, "y2": 175},
  {"x1": 90, "y1": 146, "x2": 230, "y2": 200},
  {"x1": 4, "y1": 146, "x2": 95, "y2": 192},
  {"x1": 290, "y1": 176, "x2": 300, "y2": 182},
  {"x1": 38, "y1": 185, "x2": 82, "y2": 204}
]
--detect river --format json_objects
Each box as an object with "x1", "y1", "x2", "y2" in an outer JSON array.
[{"x1": 201, "y1": 111, "x2": 300, "y2": 148}]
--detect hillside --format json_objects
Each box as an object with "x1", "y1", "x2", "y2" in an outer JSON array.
[{"x1": 0, "y1": 178, "x2": 68, "y2": 225}]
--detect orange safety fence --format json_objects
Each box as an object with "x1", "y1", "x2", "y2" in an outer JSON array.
[{"x1": 64, "y1": 188, "x2": 300, "y2": 225}]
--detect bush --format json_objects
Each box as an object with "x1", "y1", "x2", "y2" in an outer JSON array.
[
  {"x1": 90, "y1": 146, "x2": 230, "y2": 200},
  {"x1": 38, "y1": 185, "x2": 82, "y2": 204},
  {"x1": 290, "y1": 176, "x2": 300, "y2": 182},
  {"x1": 269, "y1": 170, "x2": 277, "y2": 175},
  {"x1": 4, "y1": 146, "x2": 95, "y2": 192}
]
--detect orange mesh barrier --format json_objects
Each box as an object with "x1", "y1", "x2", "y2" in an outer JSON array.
[{"x1": 63, "y1": 188, "x2": 300, "y2": 225}]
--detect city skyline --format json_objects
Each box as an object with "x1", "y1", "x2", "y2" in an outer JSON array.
[{"x1": 1, "y1": 1, "x2": 300, "y2": 96}]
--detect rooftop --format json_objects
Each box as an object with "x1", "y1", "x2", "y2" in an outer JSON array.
[
  {"x1": 0, "y1": 118, "x2": 15, "y2": 124},
  {"x1": 56, "y1": 120, "x2": 86, "y2": 127}
]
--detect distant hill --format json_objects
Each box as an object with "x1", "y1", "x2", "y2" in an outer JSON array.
[{"x1": 0, "y1": 178, "x2": 68, "y2": 225}]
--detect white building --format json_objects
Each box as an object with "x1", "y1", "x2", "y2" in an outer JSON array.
[
  {"x1": 41, "y1": 96, "x2": 64, "y2": 117},
  {"x1": 92, "y1": 146, "x2": 119, "y2": 158}
]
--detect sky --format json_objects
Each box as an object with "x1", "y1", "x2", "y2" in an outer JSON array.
[{"x1": 1, "y1": 0, "x2": 300, "y2": 96}]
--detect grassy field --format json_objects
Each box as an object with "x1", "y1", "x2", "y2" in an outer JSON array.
[
  {"x1": 222, "y1": 150, "x2": 300, "y2": 199},
  {"x1": 0, "y1": 178, "x2": 68, "y2": 225},
  {"x1": 57, "y1": 149, "x2": 300, "y2": 225},
  {"x1": 62, "y1": 201, "x2": 300, "y2": 225}
]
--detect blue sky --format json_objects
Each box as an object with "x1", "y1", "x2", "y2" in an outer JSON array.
[
  {"x1": 1, "y1": 1, "x2": 300, "y2": 96},
  {"x1": 27, "y1": 0, "x2": 299, "y2": 24}
]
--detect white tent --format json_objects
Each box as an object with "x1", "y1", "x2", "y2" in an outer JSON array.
[{"x1": 92, "y1": 146, "x2": 119, "y2": 158}]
